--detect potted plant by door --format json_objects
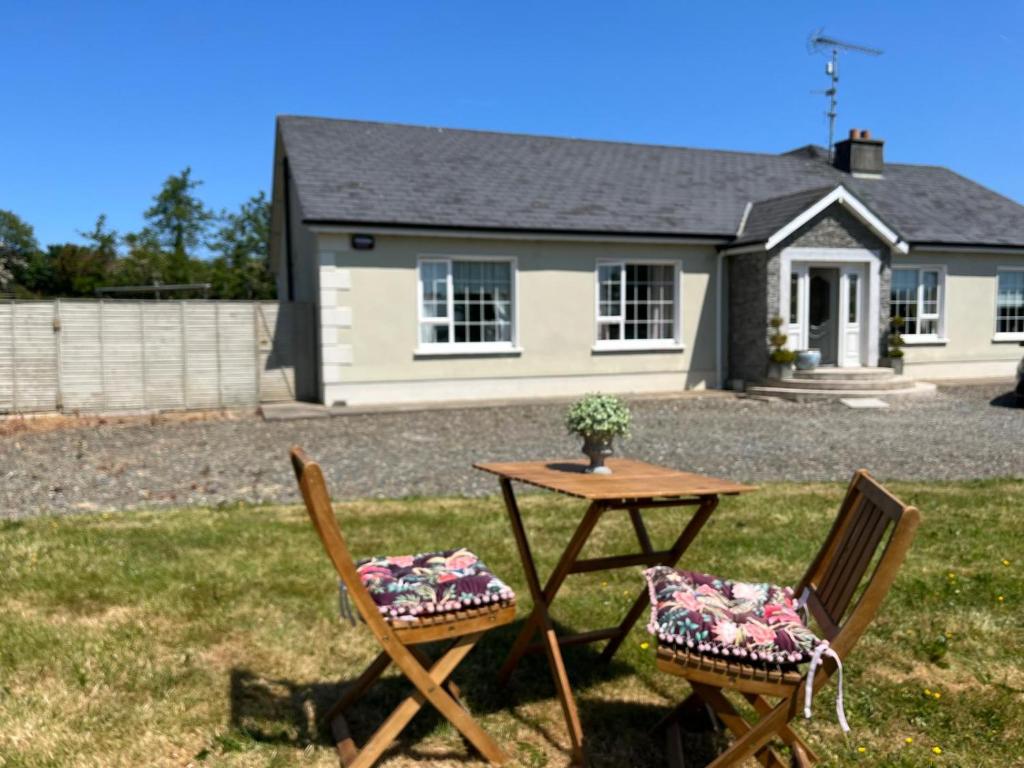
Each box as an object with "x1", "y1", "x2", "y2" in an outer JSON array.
[
  {"x1": 767, "y1": 316, "x2": 796, "y2": 380},
  {"x1": 795, "y1": 349, "x2": 822, "y2": 371},
  {"x1": 565, "y1": 394, "x2": 631, "y2": 474},
  {"x1": 881, "y1": 315, "x2": 906, "y2": 375}
]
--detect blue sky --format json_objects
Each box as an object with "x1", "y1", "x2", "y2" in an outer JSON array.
[{"x1": 5, "y1": 1, "x2": 1023, "y2": 249}]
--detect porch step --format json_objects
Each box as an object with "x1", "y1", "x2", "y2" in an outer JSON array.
[
  {"x1": 761, "y1": 374, "x2": 911, "y2": 391},
  {"x1": 745, "y1": 381, "x2": 937, "y2": 402},
  {"x1": 792, "y1": 367, "x2": 896, "y2": 381}
]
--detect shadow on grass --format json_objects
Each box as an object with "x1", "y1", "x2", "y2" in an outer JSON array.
[{"x1": 227, "y1": 616, "x2": 693, "y2": 764}]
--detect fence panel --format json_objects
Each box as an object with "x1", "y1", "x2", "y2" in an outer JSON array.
[
  {"x1": 12, "y1": 303, "x2": 58, "y2": 412},
  {"x1": 257, "y1": 303, "x2": 296, "y2": 402},
  {"x1": 59, "y1": 301, "x2": 105, "y2": 412},
  {"x1": 143, "y1": 303, "x2": 186, "y2": 409},
  {"x1": 0, "y1": 304, "x2": 13, "y2": 412},
  {"x1": 183, "y1": 302, "x2": 221, "y2": 409},
  {"x1": 0, "y1": 299, "x2": 302, "y2": 415}
]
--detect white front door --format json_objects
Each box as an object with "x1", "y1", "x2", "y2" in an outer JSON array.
[{"x1": 786, "y1": 262, "x2": 867, "y2": 367}]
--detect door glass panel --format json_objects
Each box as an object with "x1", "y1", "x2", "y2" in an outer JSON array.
[
  {"x1": 789, "y1": 272, "x2": 799, "y2": 323},
  {"x1": 848, "y1": 273, "x2": 859, "y2": 323}
]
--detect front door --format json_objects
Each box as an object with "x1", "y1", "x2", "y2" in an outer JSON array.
[
  {"x1": 787, "y1": 262, "x2": 866, "y2": 367},
  {"x1": 809, "y1": 268, "x2": 839, "y2": 365}
]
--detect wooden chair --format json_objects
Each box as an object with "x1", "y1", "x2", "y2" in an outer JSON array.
[
  {"x1": 290, "y1": 446, "x2": 517, "y2": 767},
  {"x1": 655, "y1": 469, "x2": 920, "y2": 767}
]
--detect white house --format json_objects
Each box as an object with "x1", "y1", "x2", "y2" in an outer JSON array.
[{"x1": 269, "y1": 117, "x2": 1024, "y2": 406}]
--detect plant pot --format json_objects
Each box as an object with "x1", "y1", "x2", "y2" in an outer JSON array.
[
  {"x1": 795, "y1": 349, "x2": 821, "y2": 371},
  {"x1": 881, "y1": 356, "x2": 904, "y2": 375},
  {"x1": 581, "y1": 434, "x2": 615, "y2": 474},
  {"x1": 767, "y1": 362, "x2": 794, "y2": 381}
]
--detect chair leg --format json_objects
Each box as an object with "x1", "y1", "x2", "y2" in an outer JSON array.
[
  {"x1": 322, "y1": 651, "x2": 392, "y2": 725},
  {"x1": 744, "y1": 693, "x2": 819, "y2": 766},
  {"x1": 352, "y1": 632, "x2": 504, "y2": 768},
  {"x1": 696, "y1": 687, "x2": 797, "y2": 768},
  {"x1": 691, "y1": 684, "x2": 789, "y2": 768}
]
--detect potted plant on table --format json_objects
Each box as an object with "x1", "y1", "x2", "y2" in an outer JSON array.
[
  {"x1": 565, "y1": 393, "x2": 631, "y2": 475},
  {"x1": 767, "y1": 316, "x2": 796, "y2": 380},
  {"x1": 881, "y1": 315, "x2": 906, "y2": 375}
]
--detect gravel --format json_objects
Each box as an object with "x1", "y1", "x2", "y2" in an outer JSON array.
[{"x1": 2, "y1": 384, "x2": 1022, "y2": 518}]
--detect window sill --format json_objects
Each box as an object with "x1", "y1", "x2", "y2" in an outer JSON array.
[
  {"x1": 992, "y1": 333, "x2": 1024, "y2": 343},
  {"x1": 901, "y1": 337, "x2": 948, "y2": 346},
  {"x1": 591, "y1": 342, "x2": 685, "y2": 354},
  {"x1": 414, "y1": 345, "x2": 523, "y2": 358}
]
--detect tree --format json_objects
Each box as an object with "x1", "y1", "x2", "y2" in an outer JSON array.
[
  {"x1": 209, "y1": 191, "x2": 275, "y2": 299},
  {"x1": 45, "y1": 243, "x2": 112, "y2": 296},
  {"x1": 115, "y1": 228, "x2": 167, "y2": 287},
  {"x1": 143, "y1": 167, "x2": 212, "y2": 284},
  {"x1": 0, "y1": 210, "x2": 39, "y2": 288}
]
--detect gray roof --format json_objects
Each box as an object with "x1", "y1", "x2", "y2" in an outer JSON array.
[
  {"x1": 278, "y1": 116, "x2": 1024, "y2": 247},
  {"x1": 736, "y1": 187, "x2": 839, "y2": 246}
]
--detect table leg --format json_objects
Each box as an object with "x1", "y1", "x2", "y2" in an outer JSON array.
[
  {"x1": 497, "y1": 478, "x2": 598, "y2": 763},
  {"x1": 598, "y1": 495, "x2": 720, "y2": 664}
]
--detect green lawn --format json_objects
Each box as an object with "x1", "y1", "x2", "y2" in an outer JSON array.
[{"x1": 1, "y1": 481, "x2": 1021, "y2": 767}]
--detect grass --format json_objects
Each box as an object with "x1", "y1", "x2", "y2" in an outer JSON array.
[{"x1": 0, "y1": 481, "x2": 1021, "y2": 767}]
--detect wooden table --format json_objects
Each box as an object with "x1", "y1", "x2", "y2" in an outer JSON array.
[{"x1": 474, "y1": 457, "x2": 756, "y2": 764}]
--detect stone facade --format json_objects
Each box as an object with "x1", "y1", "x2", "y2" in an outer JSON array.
[{"x1": 727, "y1": 203, "x2": 893, "y2": 383}]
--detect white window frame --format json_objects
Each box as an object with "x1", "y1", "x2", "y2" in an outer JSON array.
[
  {"x1": 415, "y1": 255, "x2": 520, "y2": 355},
  {"x1": 890, "y1": 265, "x2": 946, "y2": 344},
  {"x1": 592, "y1": 258, "x2": 684, "y2": 352},
  {"x1": 994, "y1": 266, "x2": 1024, "y2": 342}
]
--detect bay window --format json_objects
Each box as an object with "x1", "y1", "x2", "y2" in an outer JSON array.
[
  {"x1": 595, "y1": 261, "x2": 681, "y2": 348},
  {"x1": 996, "y1": 268, "x2": 1024, "y2": 339},
  {"x1": 418, "y1": 257, "x2": 516, "y2": 351},
  {"x1": 890, "y1": 267, "x2": 944, "y2": 340}
]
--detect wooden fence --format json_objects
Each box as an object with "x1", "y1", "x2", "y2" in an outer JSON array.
[{"x1": 0, "y1": 300, "x2": 313, "y2": 414}]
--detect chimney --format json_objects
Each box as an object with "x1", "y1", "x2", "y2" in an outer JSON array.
[{"x1": 833, "y1": 128, "x2": 884, "y2": 175}]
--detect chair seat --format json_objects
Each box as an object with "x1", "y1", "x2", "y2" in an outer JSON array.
[
  {"x1": 357, "y1": 547, "x2": 516, "y2": 623},
  {"x1": 644, "y1": 566, "x2": 819, "y2": 665}
]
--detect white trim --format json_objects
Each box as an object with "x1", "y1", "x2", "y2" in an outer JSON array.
[
  {"x1": 310, "y1": 222, "x2": 728, "y2": 246},
  {"x1": 891, "y1": 265, "x2": 947, "y2": 342},
  {"x1": 736, "y1": 201, "x2": 753, "y2": 238},
  {"x1": 592, "y1": 257, "x2": 683, "y2": 351},
  {"x1": 415, "y1": 254, "x2": 520, "y2": 353},
  {"x1": 763, "y1": 186, "x2": 910, "y2": 254},
  {"x1": 591, "y1": 342, "x2": 685, "y2": 353},
  {"x1": 994, "y1": 267, "x2": 1024, "y2": 341},
  {"x1": 911, "y1": 244, "x2": 1024, "y2": 256},
  {"x1": 779, "y1": 247, "x2": 881, "y2": 367}
]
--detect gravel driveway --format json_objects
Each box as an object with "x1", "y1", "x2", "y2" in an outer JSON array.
[{"x1": 2, "y1": 384, "x2": 1021, "y2": 518}]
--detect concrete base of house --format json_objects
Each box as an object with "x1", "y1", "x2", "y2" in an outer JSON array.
[
  {"x1": 322, "y1": 370, "x2": 717, "y2": 408},
  {"x1": 746, "y1": 367, "x2": 938, "y2": 402},
  {"x1": 904, "y1": 359, "x2": 1020, "y2": 381}
]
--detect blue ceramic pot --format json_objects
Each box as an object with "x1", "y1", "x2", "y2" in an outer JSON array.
[{"x1": 795, "y1": 349, "x2": 821, "y2": 370}]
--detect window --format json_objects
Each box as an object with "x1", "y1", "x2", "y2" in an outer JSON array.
[
  {"x1": 789, "y1": 272, "x2": 799, "y2": 324},
  {"x1": 891, "y1": 267, "x2": 943, "y2": 338},
  {"x1": 418, "y1": 258, "x2": 515, "y2": 350},
  {"x1": 996, "y1": 269, "x2": 1024, "y2": 338},
  {"x1": 595, "y1": 261, "x2": 680, "y2": 347}
]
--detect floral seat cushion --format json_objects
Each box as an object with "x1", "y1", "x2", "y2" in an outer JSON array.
[
  {"x1": 357, "y1": 547, "x2": 515, "y2": 621},
  {"x1": 644, "y1": 566, "x2": 819, "y2": 664}
]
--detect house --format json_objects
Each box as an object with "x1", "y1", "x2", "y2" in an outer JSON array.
[{"x1": 269, "y1": 116, "x2": 1024, "y2": 406}]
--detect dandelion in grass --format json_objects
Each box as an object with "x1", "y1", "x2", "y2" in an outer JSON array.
[
  {"x1": 1002, "y1": 559, "x2": 1011, "y2": 566},
  {"x1": 932, "y1": 746, "x2": 943, "y2": 755},
  {"x1": 857, "y1": 746, "x2": 866, "y2": 754},
  {"x1": 640, "y1": 641, "x2": 649, "y2": 650},
  {"x1": 997, "y1": 595, "x2": 1005, "y2": 604},
  {"x1": 933, "y1": 691, "x2": 941, "y2": 699},
  {"x1": 905, "y1": 737, "x2": 914, "y2": 744}
]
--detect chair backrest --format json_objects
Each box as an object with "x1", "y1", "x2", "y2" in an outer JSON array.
[
  {"x1": 796, "y1": 469, "x2": 920, "y2": 657},
  {"x1": 290, "y1": 446, "x2": 390, "y2": 635}
]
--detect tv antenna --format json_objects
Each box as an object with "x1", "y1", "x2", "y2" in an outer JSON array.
[{"x1": 808, "y1": 30, "x2": 883, "y2": 161}]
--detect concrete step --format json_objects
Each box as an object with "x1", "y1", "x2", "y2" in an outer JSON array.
[
  {"x1": 761, "y1": 375, "x2": 913, "y2": 391},
  {"x1": 746, "y1": 381, "x2": 937, "y2": 402},
  {"x1": 792, "y1": 367, "x2": 896, "y2": 381}
]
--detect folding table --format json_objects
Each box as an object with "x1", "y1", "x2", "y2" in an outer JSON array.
[{"x1": 474, "y1": 456, "x2": 756, "y2": 764}]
